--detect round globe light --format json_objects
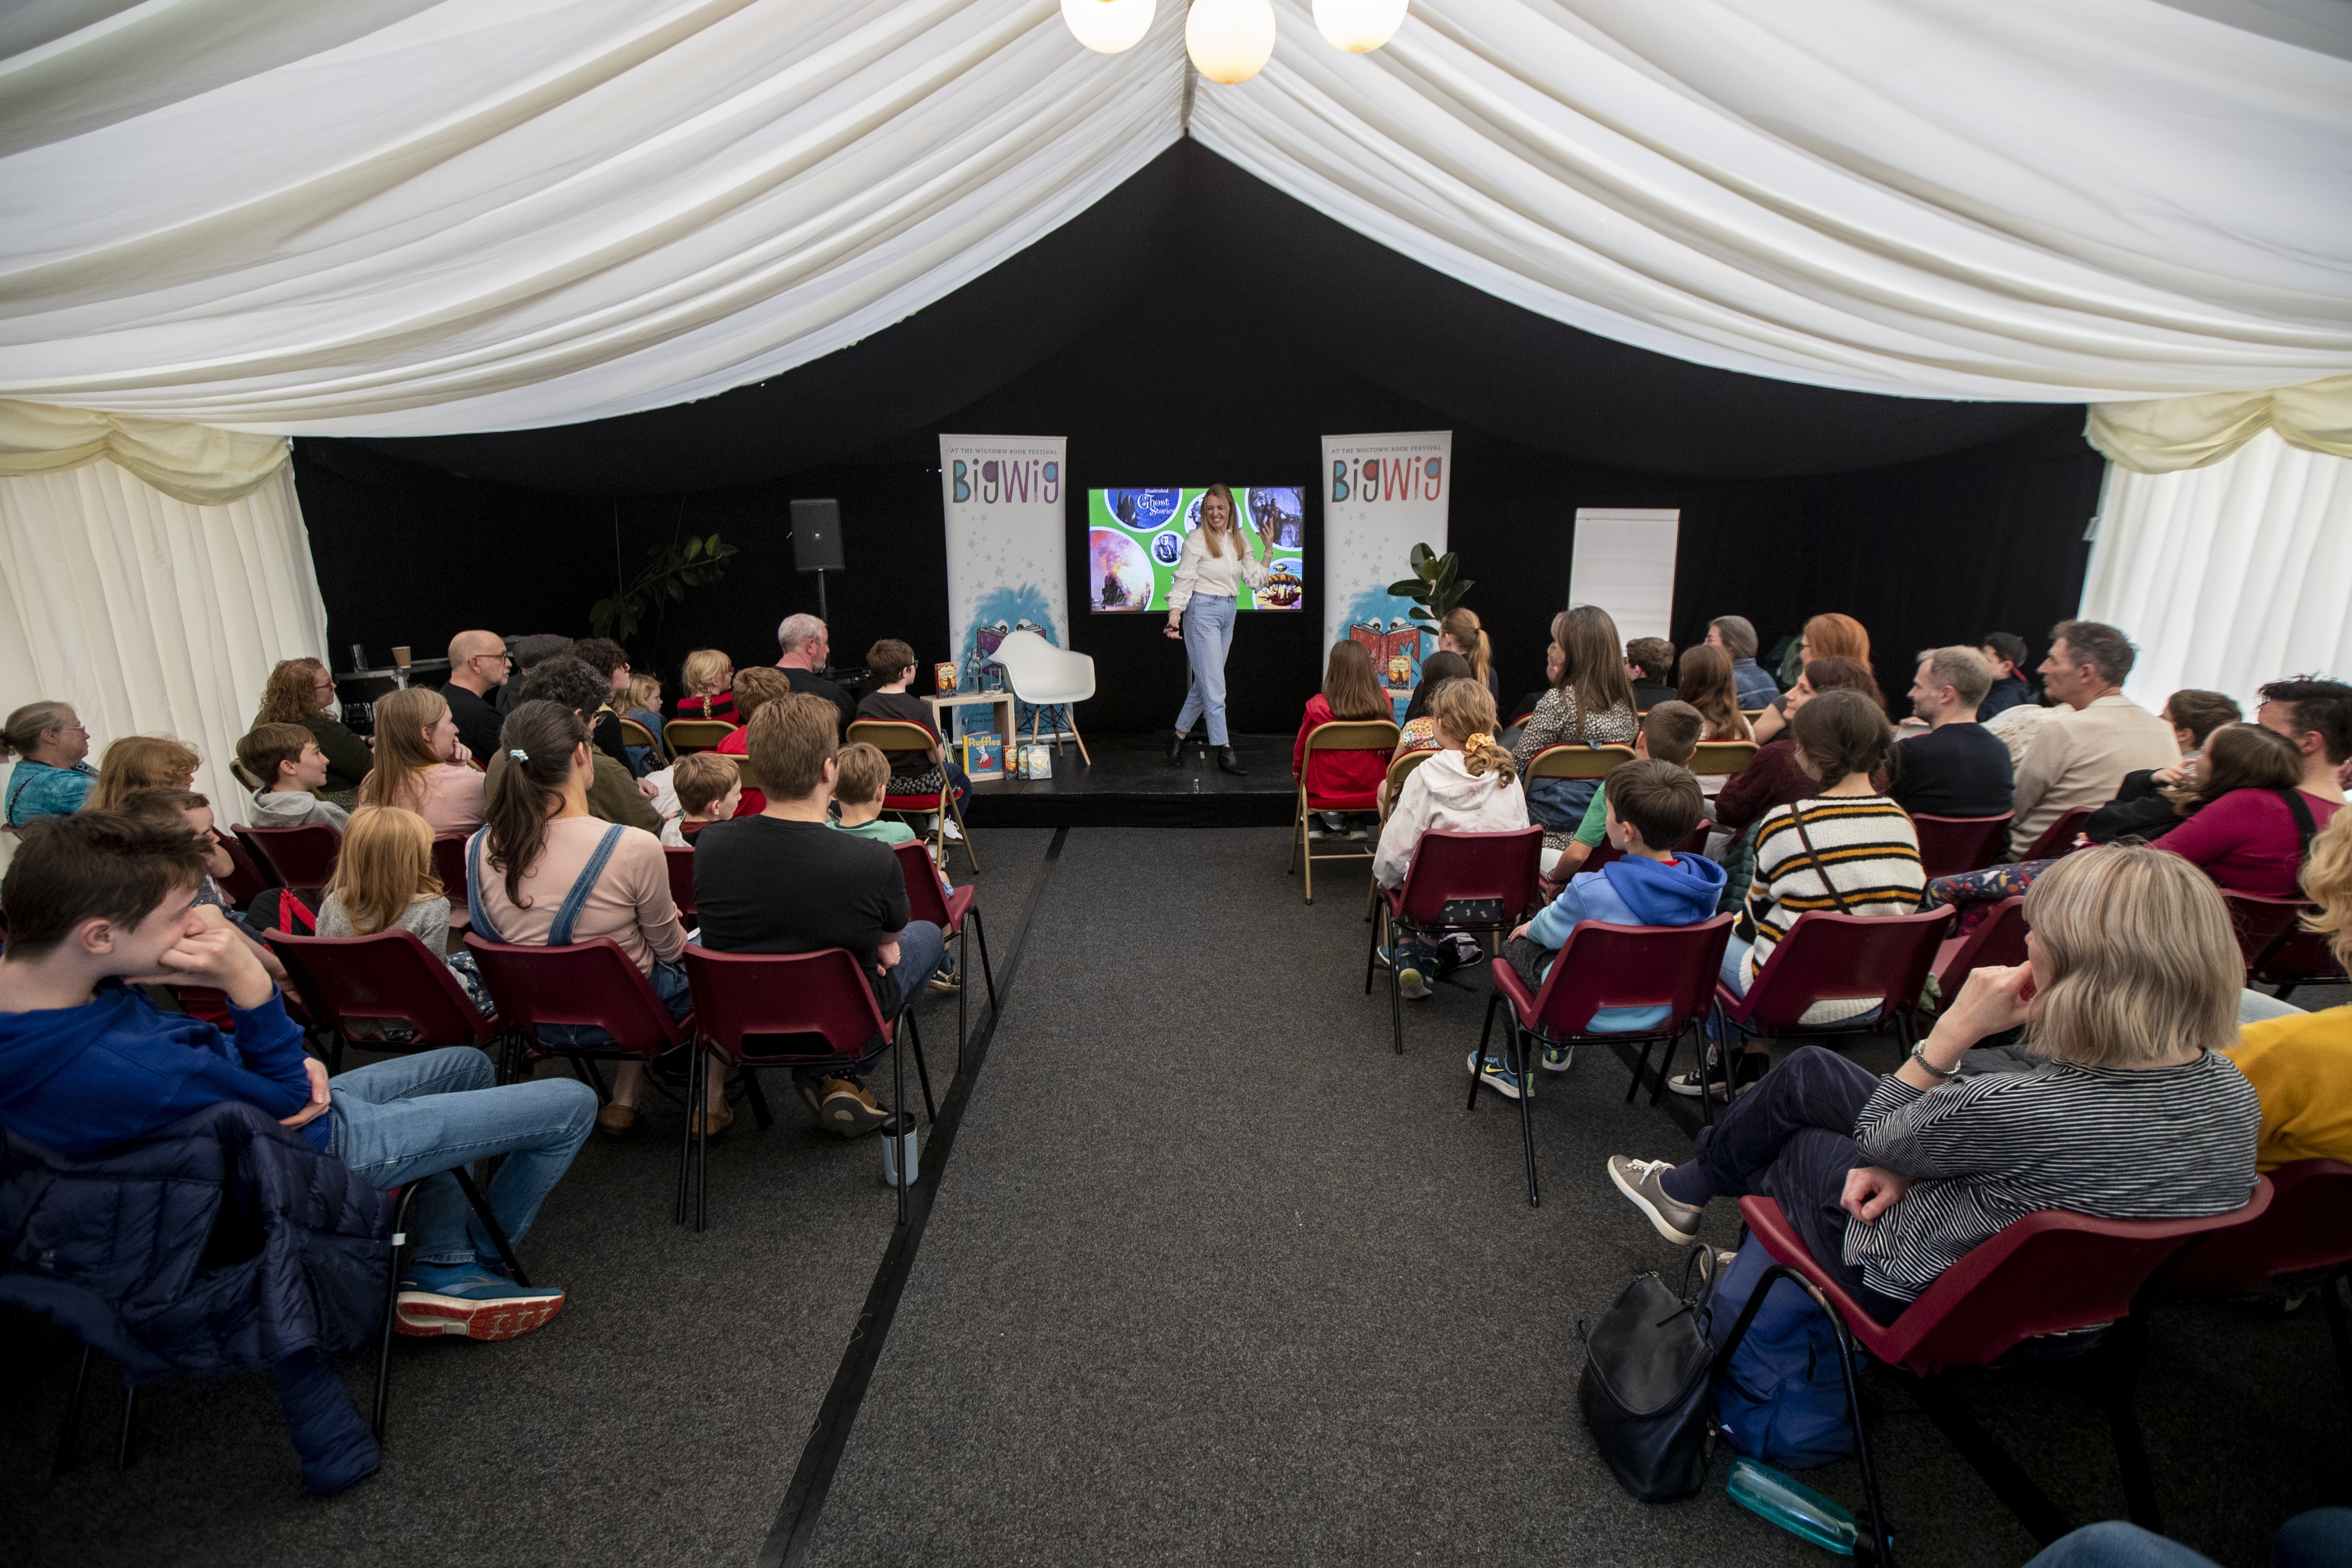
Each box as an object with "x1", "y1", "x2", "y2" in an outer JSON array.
[
  {"x1": 1061, "y1": 0, "x2": 1156, "y2": 54},
  {"x1": 1311, "y1": 0, "x2": 1407, "y2": 53},
  {"x1": 1186, "y1": 0, "x2": 1276, "y2": 84}
]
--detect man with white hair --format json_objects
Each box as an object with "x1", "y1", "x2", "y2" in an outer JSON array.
[
  {"x1": 775, "y1": 613, "x2": 858, "y2": 732},
  {"x1": 1887, "y1": 646, "x2": 2013, "y2": 819}
]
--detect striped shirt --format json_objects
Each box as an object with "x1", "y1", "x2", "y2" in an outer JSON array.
[
  {"x1": 1739, "y1": 796, "x2": 1924, "y2": 1023},
  {"x1": 1847, "y1": 1052, "x2": 2260, "y2": 1301}
]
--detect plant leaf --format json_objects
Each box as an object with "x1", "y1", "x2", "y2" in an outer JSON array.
[
  {"x1": 1385, "y1": 579, "x2": 1427, "y2": 599},
  {"x1": 1409, "y1": 541, "x2": 1434, "y2": 572},
  {"x1": 1407, "y1": 607, "x2": 1435, "y2": 623}
]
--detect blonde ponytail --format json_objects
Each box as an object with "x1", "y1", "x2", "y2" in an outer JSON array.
[
  {"x1": 1439, "y1": 607, "x2": 1491, "y2": 693},
  {"x1": 1432, "y1": 680, "x2": 1516, "y2": 782}
]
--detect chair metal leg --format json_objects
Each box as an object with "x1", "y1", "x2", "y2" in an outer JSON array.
[
  {"x1": 675, "y1": 1042, "x2": 698, "y2": 1226},
  {"x1": 1364, "y1": 909, "x2": 1382, "y2": 997},
  {"x1": 570, "y1": 1056, "x2": 609, "y2": 1102},
  {"x1": 2322, "y1": 1273, "x2": 2352, "y2": 1419},
  {"x1": 1390, "y1": 930, "x2": 1405, "y2": 1055},
  {"x1": 947, "y1": 787, "x2": 978, "y2": 873},
  {"x1": 742, "y1": 1067, "x2": 774, "y2": 1131},
  {"x1": 956, "y1": 921, "x2": 969, "y2": 1069},
  {"x1": 1303, "y1": 805, "x2": 1317, "y2": 905},
  {"x1": 55, "y1": 1343, "x2": 94, "y2": 1476},
  {"x1": 115, "y1": 1384, "x2": 138, "y2": 1471},
  {"x1": 450, "y1": 1165, "x2": 529, "y2": 1285},
  {"x1": 907, "y1": 1011, "x2": 938, "y2": 1124},
  {"x1": 696, "y1": 1044, "x2": 712, "y2": 1233},
  {"x1": 1650, "y1": 1023, "x2": 1683, "y2": 1106},
  {"x1": 1510, "y1": 1006, "x2": 1540, "y2": 1208},
  {"x1": 373, "y1": 1184, "x2": 420, "y2": 1439},
  {"x1": 971, "y1": 907, "x2": 999, "y2": 1011},
  {"x1": 893, "y1": 1018, "x2": 909, "y2": 1227},
  {"x1": 2101, "y1": 1315, "x2": 2162, "y2": 1531}
]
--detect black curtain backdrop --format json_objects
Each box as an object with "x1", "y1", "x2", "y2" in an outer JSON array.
[{"x1": 295, "y1": 142, "x2": 2103, "y2": 735}]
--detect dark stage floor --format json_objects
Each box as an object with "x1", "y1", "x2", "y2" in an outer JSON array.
[{"x1": 964, "y1": 730, "x2": 1298, "y2": 828}]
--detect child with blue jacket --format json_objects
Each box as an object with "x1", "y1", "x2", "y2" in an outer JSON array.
[{"x1": 1474, "y1": 758, "x2": 1725, "y2": 1099}]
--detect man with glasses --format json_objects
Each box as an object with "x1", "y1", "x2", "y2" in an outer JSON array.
[{"x1": 442, "y1": 630, "x2": 511, "y2": 761}]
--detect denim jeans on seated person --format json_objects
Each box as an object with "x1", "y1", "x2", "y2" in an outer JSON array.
[
  {"x1": 326, "y1": 1047, "x2": 597, "y2": 1268},
  {"x1": 786, "y1": 919, "x2": 948, "y2": 1087}
]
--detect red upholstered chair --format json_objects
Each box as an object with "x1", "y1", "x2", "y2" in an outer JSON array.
[
  {"x1": 236, "y1": 822, "x2": 343, "y2": 897},
  {"x1": 1471, "y1": 914, "x2": 1733, "y2": 1207},
  {"x1": 2018, "y1": 806, "x2": 2095, "y2": 862},
  {"x1": 212, "y1": 827, "x2": 276, "y2": 908},
  {"x1": 679, "y1": 943, "x2": 936, "y2": 1231},
  {"x1": 2219, "y1": 890, "x2": 2316, "y2": 977},
  {"x1": 1363, "y1": 827, "x2": 1544, "y2": 1055},
  {"x1": 1930, "y1": 895, "x2": 2029, "y2": 997},
  {"x1": 2160, "y1": 1158, "x2": 2352, "y2": 1413},
  {"x1": 263, "y1": 929, "x2": 495, "y2": 1074},
  {"x1": 429, "y1": 832, "x2": 471, "y2": 929},
  {"x1": 1911, "y1": 811, "x2": 2014, "y2": 879},
  {"x1": 892, "y1": 840, "x2": 996, "y2": 1063},
  {"x1": 1287, "y1": 718, "x2": 1401, "y2": 904},
  {"x1": 2249, "y1": 923, "x2": 2347, "y2": 1003},
  {"x1": 463, "y1": 933, "x2": 696, "y2": 1097},
  {"x1": 1721, "y1": 1183, "x2": 2272, "y2": 1556},
  {"x1": 664, "y1": 845, "x2": 698, "y2": 923},
  {"x1": 1705, "y1": 908, "x2": 1953, "y2": 1122},
  {"x1": 846, "y1": 719, "x2": 975, "y2": 875}
]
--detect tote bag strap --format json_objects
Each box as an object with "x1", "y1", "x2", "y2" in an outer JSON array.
[{"x1": 1787, "y1": 802, "x2": 1857, "y2": 916}]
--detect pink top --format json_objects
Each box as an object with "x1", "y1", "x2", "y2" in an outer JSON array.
[
  {"x1": 373, "y1": 763, "x2": 486, "y2": 836},
  {"x1": 2159, "y1": 787, "x2": 2342, "y2": 896},
  {"x1": 470, "y1": 816, "x2": 684, "y2": 974}
]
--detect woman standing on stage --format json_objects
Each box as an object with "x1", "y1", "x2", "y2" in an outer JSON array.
[{"x1": 1165, "y1": 484, "x2": 1269, "y2": 775}]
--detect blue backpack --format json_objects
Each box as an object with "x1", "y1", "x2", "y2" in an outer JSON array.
[{"x1": 1701, "y1": 1231, "x2": 1861, "y2": 1469}]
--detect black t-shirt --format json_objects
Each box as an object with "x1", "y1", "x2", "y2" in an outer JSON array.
[
  {"x1": 1632, "y1": 680, "x2": 1678, "y2": 711},
  {"x1": 856, "y1": 690, "x2": 941, "y2": 767},
  {"x1": 693, "y1": 815, "x2": 912, "y2": 1017},
  {"x1": 1887, "y1": 722, "x2": 2015, "y2": 819},
  {"x1": 783, "y1": 668, "x2": 859, "y2": 734},
  {"x1": 443, "y1": 682, "x2": 505, "y2": 764},
  {"x1": 592, "y1": 706, "x2": 630, "y2": 769}
]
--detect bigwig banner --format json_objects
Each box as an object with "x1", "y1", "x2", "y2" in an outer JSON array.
[
  {"x1": 939, "y1": 434, "x2": 1070, "y2": 707},
  {"x1": 1322, "y1": 431, "x2": 1453, "y2": 689}
]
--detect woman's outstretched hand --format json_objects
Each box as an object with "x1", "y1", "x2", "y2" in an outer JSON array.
[{"x1": 1163, "y1": 620, "x2": 1182, "y2": 640}]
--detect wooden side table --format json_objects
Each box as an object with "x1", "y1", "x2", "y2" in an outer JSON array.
[{"x1": 923, "y1": 691, "x2": 1018, "y2": 779}]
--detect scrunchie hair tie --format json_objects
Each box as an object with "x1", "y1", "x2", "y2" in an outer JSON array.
[
  {"x1": 1465, "y1": 731, "x2": 1493, "y2": 752},
  {"x1": 508, "y1": 748, "x2": 529, "y2": 761}
]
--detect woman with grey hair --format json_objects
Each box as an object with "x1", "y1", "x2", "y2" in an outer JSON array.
[{"x1": 1708, "y1": 615, "x2": 1781, "y2": 709}]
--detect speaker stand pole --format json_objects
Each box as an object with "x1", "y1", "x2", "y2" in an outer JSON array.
[{"x1": 815, "y1": 567, "x2": 829, "y2": 626}]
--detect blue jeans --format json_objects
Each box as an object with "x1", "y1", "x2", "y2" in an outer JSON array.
[
  {"x1": 2021, "y1": 1521, "x2": 2221, "y2": 1568},
  {"x1": 787, "y1": 919, "x2": 948, "y2": 1086},
  {"x1": 326, "y1": 1048, "x2": 596, "y2": 1268},
  {"x1": 1173, "y1": 593, "x2": 1239, "y2": 745}
]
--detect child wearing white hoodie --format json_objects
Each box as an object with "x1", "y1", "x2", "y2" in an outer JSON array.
[{"x1": 1374, "y1": 679, "x2": 1530, "y2": 997}]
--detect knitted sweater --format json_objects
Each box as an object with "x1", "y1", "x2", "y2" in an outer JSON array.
[{"x1": 1738, "y1": 795, "x2": 1925, "y2": 1023}]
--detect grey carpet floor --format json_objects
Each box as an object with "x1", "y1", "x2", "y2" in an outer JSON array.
[{"x1": 0, "y1": 829, "x2": 1061, "y2": 1568}]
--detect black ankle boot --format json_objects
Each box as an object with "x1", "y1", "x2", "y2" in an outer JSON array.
[
  {"x1": 1217, "y1": 745, "x2": 1247, "y2": 776},
  {"x1": 1168, "y1": 730, "x2": 1187, "y2": 766}
]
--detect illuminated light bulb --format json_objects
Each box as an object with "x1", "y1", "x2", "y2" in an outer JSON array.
[
  {"x1": 1311, "y1": 0, "x2": 1407, "y2": 52},
  {"x1": 1186, "y1": 0, "x2": 1276, "y2": 84},
  {"x1": 1061, "y1": 0, "x2": 1156, "y2": 53}
]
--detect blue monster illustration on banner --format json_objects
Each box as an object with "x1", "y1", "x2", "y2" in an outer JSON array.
[
  {"x1": 961, "y1": 584, "x2": 1061, "y2": 742},
  {"x1": 940, "y1": 434, "x2": 1070, "y2": 743}
]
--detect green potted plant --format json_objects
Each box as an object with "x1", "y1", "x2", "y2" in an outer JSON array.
[
  {"x1": 1387, "y1": 542, "x2": 1473, "y2": 627},
  {"x1": 590, "y1": 532, "x2": 739, "y2": 641}
]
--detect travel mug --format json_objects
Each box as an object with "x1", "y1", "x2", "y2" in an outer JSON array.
[{"x1": 880, "y1": 1116, "x2": 919, "y2": 1188}]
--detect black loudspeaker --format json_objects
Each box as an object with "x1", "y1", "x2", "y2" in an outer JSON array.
[{"x1": 791, "y1": 498, "x2": 844, "y2": 573}]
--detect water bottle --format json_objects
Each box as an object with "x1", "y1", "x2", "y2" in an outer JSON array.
[
  {"x1": 879, "y1": 1115, "x2": 918, "y2": 1188},
  {"x1": 1726, "y1": 1458, "x2": 1870, "y2": 1556}
]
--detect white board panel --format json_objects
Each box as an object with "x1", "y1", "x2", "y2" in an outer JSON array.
[{"x1": 1568, "y1": 508, "x2": 1681, "y2": 642}]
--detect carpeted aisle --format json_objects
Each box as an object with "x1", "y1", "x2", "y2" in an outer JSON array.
[{"x1": 803, "y1": 828, "x2": 2352, "y2": 1568}]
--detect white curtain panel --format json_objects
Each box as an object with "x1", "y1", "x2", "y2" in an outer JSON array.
[
  {"x1": 0, "y1": 462, "x2": 332, "y2": 835},
  {"x1": 2081, "y1": 431, "x2": 2352, "y2": 715},
  {"x1": 1, "y1": 1, "x2": 2347, "y2": 436}
]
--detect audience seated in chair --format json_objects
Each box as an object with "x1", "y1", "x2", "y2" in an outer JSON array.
[
  {"x1": 1611, "y1": 842, "x2": 2260, "y2": 1325},
  {"x1": 441, "y1": 630, "x2": 511, "y2": 762},
  {"x1": 571, "y1": 638, "x2": 636, "y2": 771},
  {"x1": 693, "y1": 693, "x2": 945, "y2": 1137},
  {"x1": 0, "y1": 812, "x2": 593, "y2": 1350},
  {"x1": 1474, "y1": 759, "x2": 1724, "y2": 1098},
  {"x1": 715, "y1": 665, "x2": 795, "y2": 816},
  {"x1": 498, "y1": 634, "x2": 575, "y2": 717},
  {"x1": 1550, "y1": 701, "x2": 1706, "y2": 886},
  {"x1": 1711, "y1": 657, "x2": 1888, "y2": 844},
  {"x1": 1676, "y1": 645, "x2": 1753, "y2": 745},
  {"x1": 317, "y1": 805, "x2": 493, "y2": 1016},
  {"x1": 1708, "y1": 614, "x2": 1781, "y2": 710},
  {"x1": 254, "y1": 658, "x2": 372, "y2": 809},
  {"x1": 831, "y1": 742, "x2": 958, "y2": 990},
  {"x1": 360, "y1": 687, "x2": 485, "y2": 834},
  {"x1": 1887, "y1": 645, "x2": 2013, "y2": 819},
  {"x1": 774, "y1": 613, "x2": 859, "y2": 732},
  {"x1": 1397, "y1": 650, "x2": 1472, "y2": 750},
  {"x1": 483, "y1": 658, "x2": 663, "y2": 833},
  {"x1": 1976, "y1": 630, "x2": 2037, "y2": 718},
  {"x1": 858, "y1": 637, "x2": 970, "y2": 840},
  {"x1": 471, "y1": 700, "x2": 702, "y2": 1137},
  {"x1": 1626, "y1": 637, "x2": 1678, "y2": 712},
  {"x1": 1436, "y1": 607, "x2": 1497, "y2": 698},
  {"x1": 1373, "y1": 680, "x2": 1529, "y2": 1001},
  {"x1": 89, "y1": 732, "x2": 200, "y2": 812},
  {"x1": 1296, "y1": 639, "x2": 1394, "y2": 839},
  {"x1": 1513, "y1": 606, "x2": 1639, "y2": 851},
  {"x1": 2256, "y1": 676, "x2": 2352, "y2": 806},
  {"x1": 2084, "y1": 690, "x2": 2241, "y2": 845},
  {"x1": 623, "y1": 672, "x2": 669, "y2": 768},
  {"x1": 239, "y1": 723, "x2": 349, "y2": 831},
  {"x1": 675, "y1": 647, "x2": 738, "y2": 724},
  {"x1": 1751, "y1": 613, "x2": 1870, "y2": 744},
  {"x1": 2228, "y1": 806, "x2": 2352, "y2": 1168},
  {"x1": 660, "y1": 752, "x2": 740, "y2": 847},
  {"x1": 113, "y1": 787, "x2": 289, "y2": 987},
  {"x1": 1673, "y1": 687, "x2": 1924, "y2": 1100},
  {"x1": 3, "y1": 700, "x2": 97, "y2": 826},
  {"x1": 2007, "y1": 619, "x2": 2178, "y2": 860}
]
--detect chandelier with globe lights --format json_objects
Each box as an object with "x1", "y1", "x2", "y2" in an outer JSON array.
[{"x1": 1060, "y1": 0, "x2": 1409, "y2": 84}]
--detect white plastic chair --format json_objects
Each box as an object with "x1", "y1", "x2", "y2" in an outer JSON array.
[{"x1": 988, "y1": 630, "x2": 1095, "y2": 765}]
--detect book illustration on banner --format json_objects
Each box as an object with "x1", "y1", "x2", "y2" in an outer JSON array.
[
  {"x1": 1350, "y1": 617, "x2": 1426, "y2": 689},
  {"x1": 1087, "y1": 486, "x2": 1307, "y2": 613}
]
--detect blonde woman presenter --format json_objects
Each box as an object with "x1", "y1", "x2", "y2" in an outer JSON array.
[{"x1": 1165, "y1": 484, "x2": 1270, "y2": 775}]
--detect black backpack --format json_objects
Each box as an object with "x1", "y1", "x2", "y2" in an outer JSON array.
[{"x1": 1580, "y1": 1247, "x2": 1722, "y2": 1501}]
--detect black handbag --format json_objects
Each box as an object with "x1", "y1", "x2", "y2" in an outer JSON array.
[{"x1": 1579, "y1": 1246, "x2": 1722, "y2": 1502}]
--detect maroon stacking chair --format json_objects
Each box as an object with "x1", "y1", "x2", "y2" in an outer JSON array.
[
  {"x1": 1704, "y1": 908, "x2": 1953, "y2": 1121},
  {"x1": 1581, "y1": 816, "x2": 1712, "y2": 875},
  {"x1": 1911, "y1": 811, "x2": 2015, "y2": 878},
  {"x1": 263, "y1": 929, "x2": 496, "y2": 1073},
  {"x1": 1931, "y1": 895, "x2": 2029, "y2": 998},
  {"x1": 664, "y1": 845, "x2": 698, "y2": 923},
  {"x1": 1721, "y1": 1182, "x2": 2272, "y2": 1557},
  {"x1": 211, "y1": 827, "x2": 275, "y2": 908},
  {"x1": 679, "y1": 943, "x2": 937, "y2": 1231},
  {"x1": 2017, "y1": 805, "x2": 2095, "y2": 863},
  {"x1": 1471, "y1": 914, "x2": 1734, "y2": 1207},
  {"x1": 371, "y1": 1170, "x2": 529, "y2": 1440},
  {"x1": 2219, "y1": 890, "x2": 2317, "y2": 977},
  {"x1": 1363, "y1": 827, "x2": 1545, "y2": 1055},
  {"x1": 429, "y1": 832, "x2": 470, "y2": 924},
  {"x1": 1287, "y1": 718, "x2": 1400, "y2": 904},
  {"x1": 892, "y1": 840, "x2": 997, "y2": 1064},
  {"x1": 2249, "y1": 924, "x2": 2347, "y2": 1003},
  {"x1": 2160, "y1": 1158, "x2": 2352, "y2": 1414},
  {"x1": 235, "y1": 822, "x2": 343, "y2": 897},
  {"x1": 464, "y1": 933, "x2": 696, "y2": 1099},
  {"x1": 846, "y1": 719, "x2": 977, "y2": 875}
]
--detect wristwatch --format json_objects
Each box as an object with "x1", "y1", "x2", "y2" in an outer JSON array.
[{"x1": 1908, "y1": 1041, "x2": 1959, "y2": 1081}]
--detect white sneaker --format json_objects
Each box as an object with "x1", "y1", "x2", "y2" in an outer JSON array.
[{"x1": 941, "y1": 818, "x2": 965, "y2": 842}]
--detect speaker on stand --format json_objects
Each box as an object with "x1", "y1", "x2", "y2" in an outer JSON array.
[{"x1": 790, "y1": 498, "x2": 845, "y2": 628}]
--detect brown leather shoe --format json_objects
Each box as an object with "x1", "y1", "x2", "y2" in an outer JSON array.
[
  {"x1": 596, "y1": 1101, "x2": 637, "y2": 1136},
  {"x1": 691, "y1": 1105, "x2": 734, "y2": 1141}
]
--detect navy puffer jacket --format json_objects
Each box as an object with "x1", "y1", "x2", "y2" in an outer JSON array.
[{"x1": 0, "y1": 1102, "x2": 391, "y2": 1383}]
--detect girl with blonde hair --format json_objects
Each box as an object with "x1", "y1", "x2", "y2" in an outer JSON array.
[
  {"x1": 88, "y1": 734, "x2": 200, "y2": 811},
  {"x1": 1438, "y1": 607, "x2": 1496, "y2": 698},
  {"x1": 675, "y1": 649, "x2": 737, "y2": 723},
  {"x1": 360, "y1": 686, "x2": 485, "y2": 834},
  {"x1": 1164, "y1": 484, "x2": 1269, "y2": 775},
  {"x1": 254, "y1": 656, "x2": 372, "y2": 806},
  {"x1": 1372, "y1": 680, "x2": 1527, "y2": 999},
  {"x1": 1611, "y1": 842, "x2": 2260, "y2": 1324},
  {"x1": 317, "y1": 804, "x2": 495, "y2": 1017}
]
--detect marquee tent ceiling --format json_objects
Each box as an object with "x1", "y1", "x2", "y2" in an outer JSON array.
[{"x1": 1, "y1": 0, "x2": 2347, "y2": 438}]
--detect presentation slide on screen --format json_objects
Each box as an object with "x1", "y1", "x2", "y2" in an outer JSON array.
[{"x1": 1087, "y1": 487, "x2": 1305, "y2": 613}]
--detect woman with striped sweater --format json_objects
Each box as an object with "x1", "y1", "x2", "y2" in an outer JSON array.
[
  {"x1": 1670, "y1": 688, "x2": 1924, "y2": 1098},
  {"x1": 1610, "y1": 843, "x2": 2260, "y2": 1324}
]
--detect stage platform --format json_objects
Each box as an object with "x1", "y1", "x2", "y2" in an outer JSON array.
[{"x1": 962, "y1": 731, "x2": 1299, "y2": 828}]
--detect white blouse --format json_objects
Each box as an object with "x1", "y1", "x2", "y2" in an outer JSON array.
[{"x1": 1167, "y1": 526, "x2": 1269, "y2": 613}]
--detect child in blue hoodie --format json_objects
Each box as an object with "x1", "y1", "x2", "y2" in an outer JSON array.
[{"x1": 1475, "y1": 759, "x2": 1725, "y2": 1099}]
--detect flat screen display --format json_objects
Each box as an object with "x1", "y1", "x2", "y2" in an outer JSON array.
[{"x1": 1087, "y1": 487, "x2": 1304, "y2": 613}]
